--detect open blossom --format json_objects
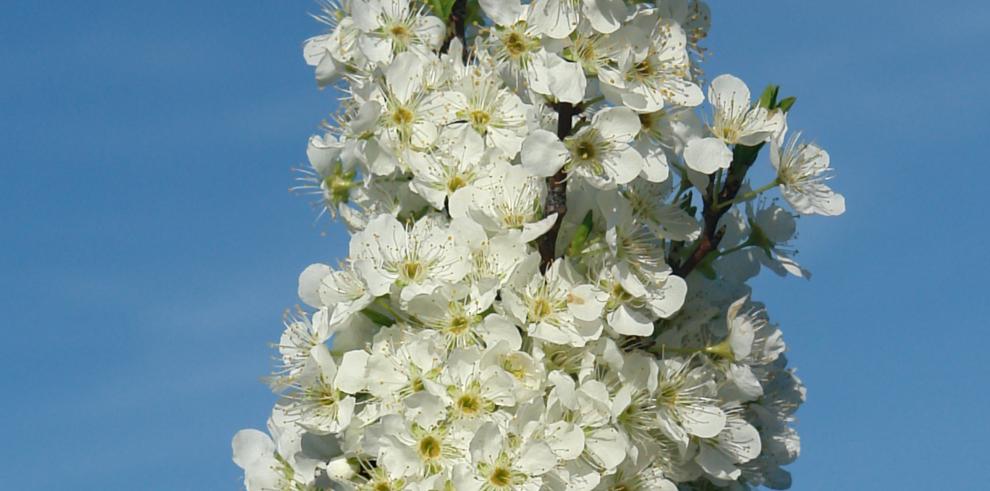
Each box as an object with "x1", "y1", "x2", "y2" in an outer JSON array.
[
  {"x1": 684, "y1": 74, "x2": 786, "y2": 173},
  {"x1": 449, "y1": 160, "x2": 558, "y2": 243},
  {"x1": 598, "y1": 11, "x2": 703, "y2": 113},
  {"x1": 350, "y1": 214, "x2": 471, "y2": 303},
  {"x1": 521, "y1": 106, "x2": 646, "y2": 188},
  {"x1": 771, "y1": 133, "x2": 846, "y2": 216},
  {"x1": 501, "y1": 257, "x2": 605, "y2": 347},
  {"x1": 236, "y1": 2, "x2": 842, "y2": 490},
  {"x1": 350, "y1": 0, "x2": 445, "y2": 64}
]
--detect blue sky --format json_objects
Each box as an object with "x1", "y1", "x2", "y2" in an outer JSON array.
[{"x1": 1, "y1": 1, "x2": 987, "y2": 489}]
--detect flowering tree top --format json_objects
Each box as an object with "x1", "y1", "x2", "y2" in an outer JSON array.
[{"x1": 233, "y1": 1, "x2": 843, "y2": 490}]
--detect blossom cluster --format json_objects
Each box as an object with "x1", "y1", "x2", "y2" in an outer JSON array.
[{"x1": 233, "y1": 1, "x2": 843, "y2": 490}]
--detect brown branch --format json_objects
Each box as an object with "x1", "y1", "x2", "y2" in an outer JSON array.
[
  {"x1": 441, "y1": 0, "x2": 469, "y2": 61},
  {"x1": 672, "y1": 143, "x2": 763, "y2": 277},
  {"x1": 539, "y1": 102, "x2": 575, "y2": 272}
]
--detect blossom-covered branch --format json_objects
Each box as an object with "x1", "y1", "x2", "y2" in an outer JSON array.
[{"x1": 237, "y1": 2, "x2": 846, "y2": 490}]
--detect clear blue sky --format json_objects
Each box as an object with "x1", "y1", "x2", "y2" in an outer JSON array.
[{"x1": 1, "y1": 1, "x2": 987, "y2": 489}]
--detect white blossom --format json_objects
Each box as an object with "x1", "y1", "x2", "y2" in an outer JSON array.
[{"x1": 771, "y1": 133, "x2": 846, "y2": 216}]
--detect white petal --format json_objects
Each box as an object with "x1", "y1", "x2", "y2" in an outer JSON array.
[
  {"x1": 683, "y1": 137, "x2": 732, "y2": 174},
  {"x1": 385, "y1": 52, "x2": 423, "y2": 101},
  {"x1": 529, "y1": 0, "x2": 579, "y2": 38},
  {"x1": 547, "y1": 56, "x2": 587, "y2": 103},
  {"x1": 607, "y1": 305, "x2": 654, "y2": 336},
  {"x1": 682, "y1": 405, "x2": 726, "y2": 438},
  {"x1": 567, "y1": 284, "x2": 605, "y2": 321},
  {"x1": 232, "y1": 429, "x2": 274, "y2": 469},
  {"x1": 603, "y1": 145, "x2": 645, "y2": 184},
  {"x1": 519, "y1": 213, "x2": 558, "y2": 243},
  {"x1": 518, "y1": 441, "x2": 557, "y2": 475},
  {"x1": 697, "y1": 443, "x2": 741, "y2": 480},
  {"x1": 581, "y1": 0, "x2": 627, "y2": 34},
  {"x1": 593, "y1": 107, "x2": 640, "y2": 142},
  {"x1": 298, "y1": 264, "x2": 331, "y2": 308},
  {"x1": 584, "y1": 427, "x2": 628, "y2": 471},
  {"x1": 521, "y1": 129, "x2": 568, "y2": 177},
  {"x1": 710, "y1": 74, "x2": 751, "y2": 116},
  {"x1": 479, "y1": 0, "x2": 524, "y2": 25},
  {"x1": 334, "y1": 350, "x2": 370, "y2": 394}
]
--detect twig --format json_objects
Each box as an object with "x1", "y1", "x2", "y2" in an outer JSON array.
[
  {"x1": 673, "y1": 143, "x2": 764, "y2": 277},
  {"x1": 539, "y1": 102, "x2": 575, "y2": 271},
  {"x1": 441, "y1": 0, "x2": 468, "y2": 61}
]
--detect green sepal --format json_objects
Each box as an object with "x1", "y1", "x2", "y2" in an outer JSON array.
[
  {"x1": 426, "y1": 0, "x2": 458, "y2": 20},
  {"x1": 776, "y1": 96, "x2": 797, "y2": 113},
  {"x1": 360, "y1": 308, "x2": 395, "y2": 326},
  {"x1": 567, "y1": 210, "x2": 595, "y2": 256},
  {"x1": 757, "y1": 84, "x2": 779, "y2": 109}
]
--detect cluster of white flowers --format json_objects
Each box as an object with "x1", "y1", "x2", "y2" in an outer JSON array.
[{"x1": 235, "y1": 1, "x2": 843, "y2": 490}]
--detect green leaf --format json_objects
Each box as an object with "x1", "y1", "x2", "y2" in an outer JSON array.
[
  {"x1": 757, "y1": 84, "x2": 779, "y2": 109},
  {"x1": 567, "y1": 211, "x2": 595, "y2": 257},
  {"x1": 776, "y1": 96, "x2": 797, "y2": 113},
  {"x1": 465, "y1": 0, "x2": 484, "y2": 26},
  {"x1": 360, "y1": 308, "x2": 395, "y2": 326},
  {"x1": 426, "y1": 0, "x2": 458, "y2": 20}
]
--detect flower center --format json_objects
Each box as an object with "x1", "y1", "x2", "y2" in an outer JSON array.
[
  {"x1": 418, "y1": 435, "x2": 442, "y2": 460},
  {"x1": 402, "y1": 260, "x2": 424, "y2": 282},
  {"x1": 456, "y1": 393, "x2": 483, "y2": 415},
  {"x1": 447, "y1": 175, "x2": 468, "y2": 193},
  {"x1": 633, "y1": 59, "x2": 655, "y2": 79},
  {"x1": 489, "y1": 466, "x2": 513, "y2": 487},
  {"x1": 469, "y1": 109, "x2": 491, "y2": 131},
  {"x1": 447, "y1": 315, "x2": 471, "y2": 335},
  {"x1": 573, "y1": 140, "x2": 598, "y2": 162},
  {"x1": 391, "y1": 106, "x2": 414, "y2": 126},
  {"x1": 529, "y1": 297, "x2": 554, "y2": 322},
  {"x1": 387, "y1": 23, "x2": 411, "y2": 43},
  {"x1": 503, "y1": 31, "x2": 528, "y2": 57},
  {"x1": 719, "y1": 126, "x2": 740, "y2": 143}
]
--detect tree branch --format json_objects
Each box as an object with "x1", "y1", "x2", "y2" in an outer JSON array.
[
  {"x1": 672, "y1": 143, "x2": 764, "y2": 278},
  {"x1": 441, "y1": 0, "x2": 468, "y2": 61},
  {"x1": 539, "y1": 102, "x2": 575, "y2": 272}
]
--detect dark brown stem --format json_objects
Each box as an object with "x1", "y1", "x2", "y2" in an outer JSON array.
[
  {"x1": 673, "y1": 143, "x2": 764, "y2": 277},
  {"x1": 441, "y1": 0, "x2": 469, "y2": 61},
  {"x1": 539, "y1": 102, "x2": 575, "y2": 272}
]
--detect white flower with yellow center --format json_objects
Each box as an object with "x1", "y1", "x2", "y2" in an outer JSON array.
[
  {"x1": 370, "y1": 52, "x2": 450, "y2": 159},
  {"x1": 406, "y1": 288, "x2": 522, "y2": 351},
  {"x1": 284, "y1": 346, "x2": 368, "y2": 435},
  {"x1": 695, "y1": 405, "x2": 762, "y2": 482},
  {"x1": 771, "y1": 133, "x2": 845, "y2": 216},
  {"x1": 598, "y1": 12, "x2": 703, "y2": 113},
  {"x1": 449, "y1": 161, "x2": 558, "y2": 244},
  {"x1": 376, "y1": 413, "x2": 471, "y2": 479},
  {"x1": 480, "y1": 341, "x2": 546, "y2": 404},
  {"x1": 501, "y1": 257, "x2": 605, "y2": 347},
  {"x1": 266, "y1": 308, "x2": 332, "y2": 392},
  {"x1": 311, "y1": 262, "x2": 376, "y2": 327},
  {"x1": 350, "y1": 0, "x2": 445, "y2": 64},
  {"x1": 684, "y1": 74, "x2": 786, "y2": 173},
  {"x1": 232, "y1": 429, "x2": 315, "y2": 491},
  {"x1": 441, "y1": 69, "x2": 530, "y2": 158},
  {"x1": 408, "y1": 127, "x2": 490, "y2": 210},
  {"x1": 303, "y1": 3, "x2": 359, "y2": 87},
  {"x1": 350, "y1": 213, "x2": 472, "y2": 303},
  {"x1": 452, "y1": 422, "x2": 557, "y2": 491},
  {"x1": 438, "y1": 347, "x2": 518, "y2": 421},
  {"x1": 521, "y1": 106, "x2": 646, "y2": 189},
  {"x1": 623, "y1": 180, "x2": 701, "y2": 242},
  {"x1": 654, "y1": 358, "x2": 727, "y2": 449},
  {"x1": 365, "y1": 327, "x2": 445, "y2": 407}
]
